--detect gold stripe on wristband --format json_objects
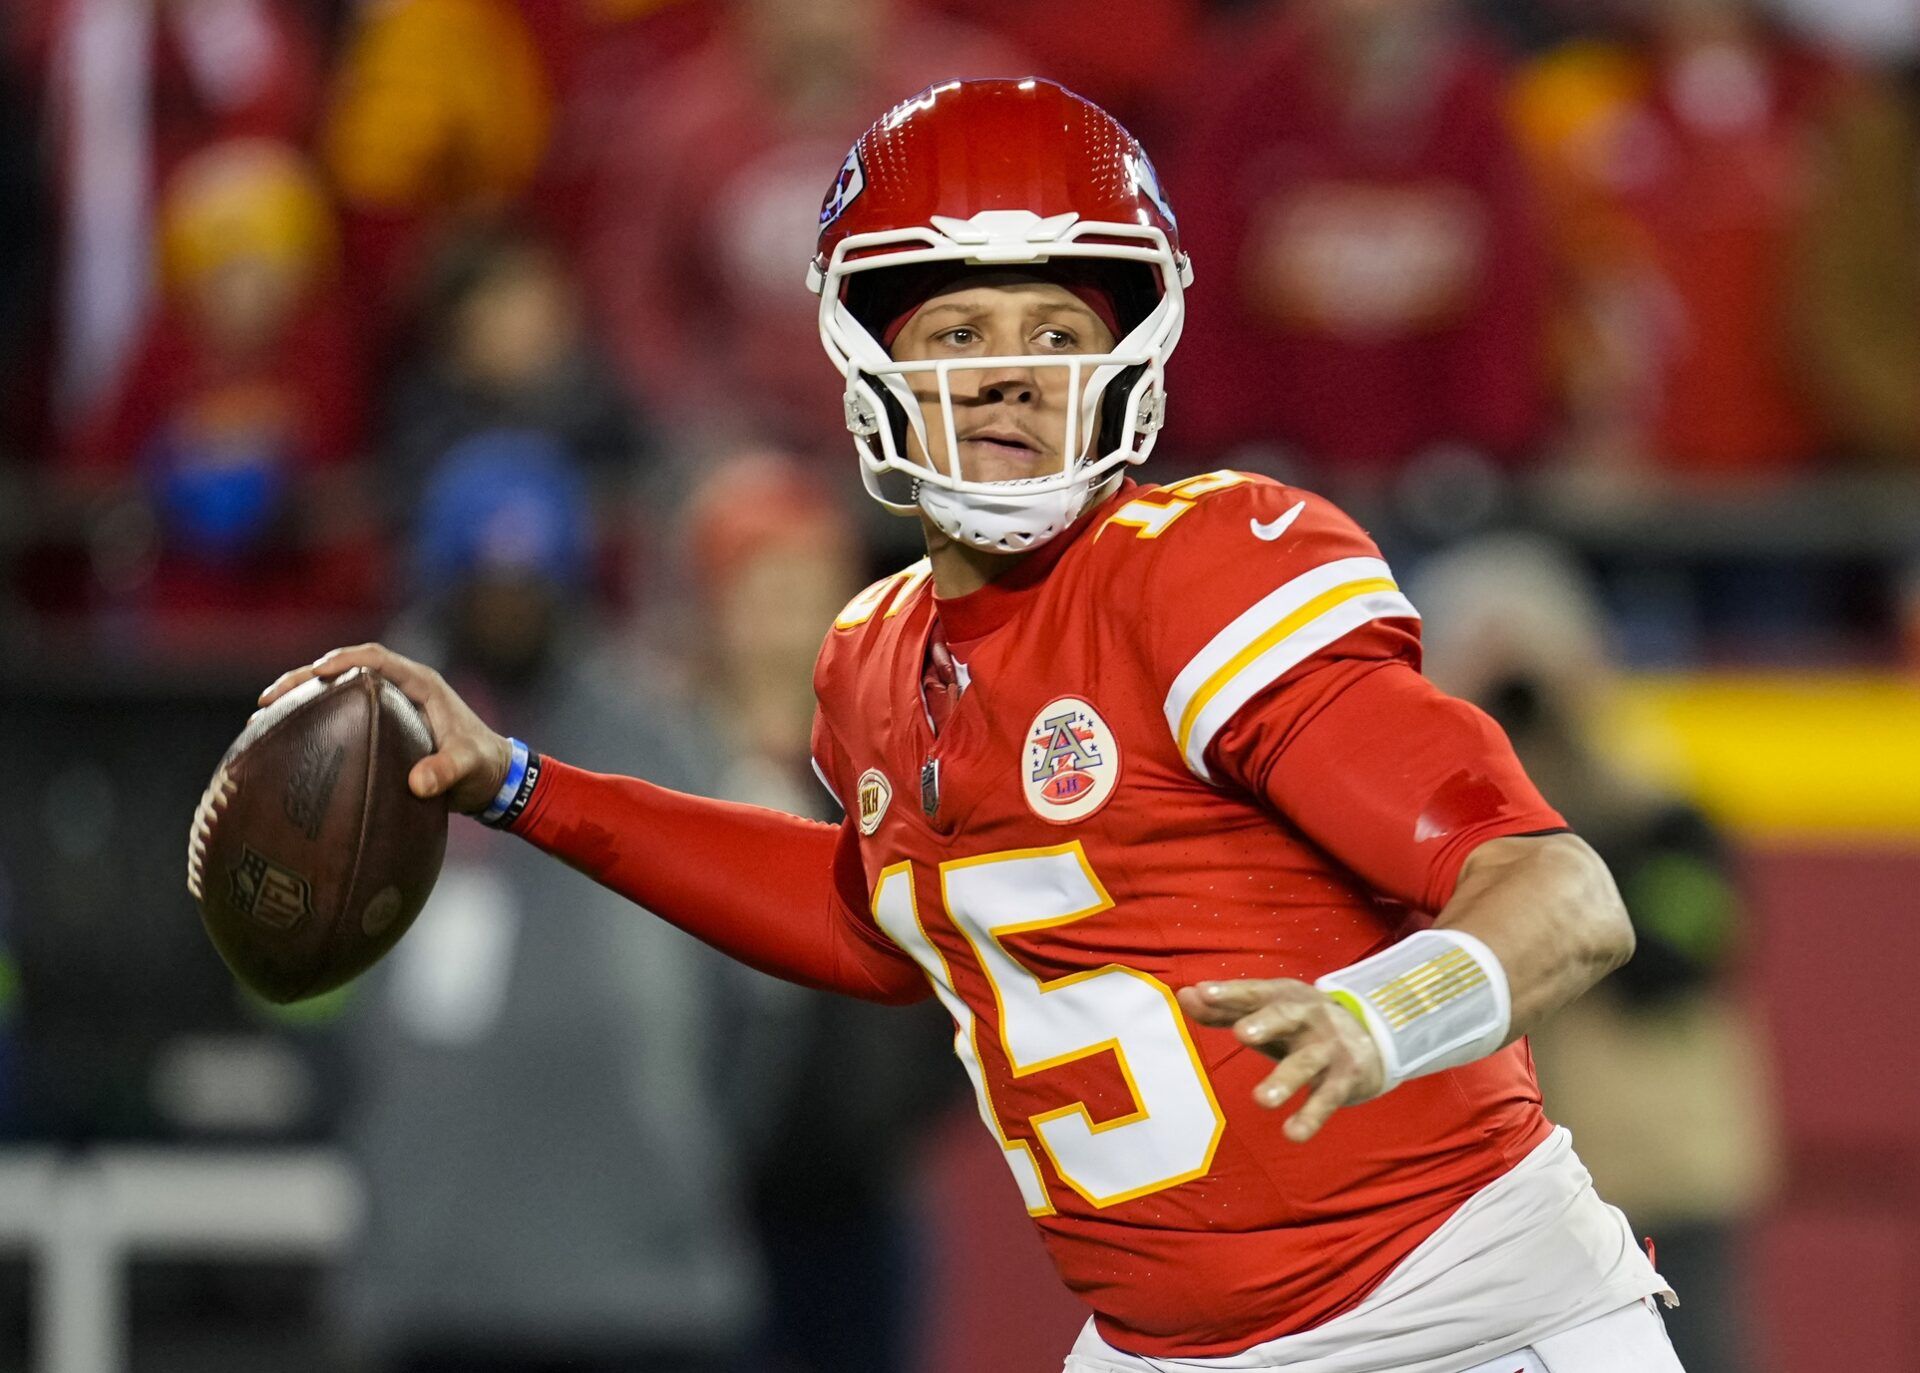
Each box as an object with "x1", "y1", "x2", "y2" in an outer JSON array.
[
  {"x1": 1377, "y1": 971, "x2": 1487, "y2": 1029},
  {"x1": 1371, "y1": 950, "x2": 1489, "y2": 1028},
  {"x1": 1373, "y1": 954, "x2": 1479, "y2": 1010},
  {"x1": 1371, "y1": 949, "x2": 1473, "y2": 1007},
  {"x1": 1382, "y1": 971, "x2": 1482, "y2": 1029}
]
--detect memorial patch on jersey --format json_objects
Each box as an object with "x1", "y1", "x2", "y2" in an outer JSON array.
[
  {"x1": 1023, "y1": 697, "x2": 1120, "y2": 823},
  {"x1": 856, "y1": 768, "x2": 892, "y2": 834}
]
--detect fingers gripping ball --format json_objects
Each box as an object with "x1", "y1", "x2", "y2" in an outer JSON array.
[{"x1": 188, "y1": 667, "x2": 449, "y2": 1003}]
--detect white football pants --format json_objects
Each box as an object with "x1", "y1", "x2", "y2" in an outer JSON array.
[{"x1": 1063, "y1": 1299, "x2": 1686, "y2": 1373}]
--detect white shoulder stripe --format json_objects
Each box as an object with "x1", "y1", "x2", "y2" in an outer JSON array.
[
  {"x1": 1162, "y1": 557, "x2": 1419, "y2": 781},
  {"x1": 1175, "y1": 589, "x2": 1419, "y2": 779},
  {"x1": 811, "y1": 755, "x2": 843, "y2": 810},
  {"x1": 1166, "y1": 558, "x2": 1393, "y2": 707}
]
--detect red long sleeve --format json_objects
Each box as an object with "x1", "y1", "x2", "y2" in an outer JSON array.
[
  {"x1": 509, "y1": 759, "x2": 928, "y2": 1005},
  {"x1": 1210, "y1": 659, "x2": 1567, "y2": 914}
]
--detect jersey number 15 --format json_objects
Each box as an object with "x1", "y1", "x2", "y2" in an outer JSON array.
[{"x1": 872, "y1": 843, "x2": 1225, "y2": 1213}]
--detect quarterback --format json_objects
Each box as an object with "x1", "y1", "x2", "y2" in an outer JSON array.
[{"x1": 264, "y1": 80, "x2": 1680, "y2": 1372}]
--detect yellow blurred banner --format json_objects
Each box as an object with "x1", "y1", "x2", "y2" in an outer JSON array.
[{"x1": 1606, "y1": 674, "x2": 1920, "y2": 839}]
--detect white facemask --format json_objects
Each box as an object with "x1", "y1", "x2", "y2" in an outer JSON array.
[{"x1": 814, "y1": 210, "x2": 1190, "y2": 553}]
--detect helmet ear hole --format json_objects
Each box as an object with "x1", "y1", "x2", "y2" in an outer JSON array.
[
  {"x1": 857, "y1": 371, "x2": 916, "y2": 459},
  {"x1": 852, "y1": 371, "x2": 922, "y2": 509},
  {"x1": 1096, "y1": 363, "x2": 1150, "y2": 457}
]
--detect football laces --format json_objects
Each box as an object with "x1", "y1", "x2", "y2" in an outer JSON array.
[{"x1": 186, "y1": 764, "x2": 236, "y2": 900}]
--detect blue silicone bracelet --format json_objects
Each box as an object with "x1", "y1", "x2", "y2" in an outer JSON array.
[{"x1": 480, "y1": 738, "x2": 530, "y2": 824}]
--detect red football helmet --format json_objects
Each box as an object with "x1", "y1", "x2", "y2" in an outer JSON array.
[{"x1": 809, "y1": 78, "x2": 1191, "y2": 551}]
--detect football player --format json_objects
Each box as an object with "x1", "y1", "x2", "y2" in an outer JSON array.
[{"x1": 264, "y1": 79, "x2": 1680, "y2": 1372}]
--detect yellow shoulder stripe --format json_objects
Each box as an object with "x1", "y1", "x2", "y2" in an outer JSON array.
[{"x1": 1162, "y1": 556, "x2": 1419, "y2": 781}]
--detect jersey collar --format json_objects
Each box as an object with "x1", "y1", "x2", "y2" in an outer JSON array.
[{"x1": 933, "y1": 478, "x2": 1139, "y2": 647}]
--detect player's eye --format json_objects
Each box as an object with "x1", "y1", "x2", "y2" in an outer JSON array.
[
  {"x1": 937, "y1": 326, "x2": 981, "y2": 348},
  {"x1": 1035, "y1": 326, "x2": 1079, "y2": 350}
]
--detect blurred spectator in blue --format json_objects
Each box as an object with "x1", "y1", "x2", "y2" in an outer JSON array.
[
  {"x1": 569, "y1": 0, "x2": 1017, "y2": 453},
  {"x1": 1511, "y1": 0, "x2": 1852, "y2": 487},
  {"x1": 1414, "y1": 534, "x2": 1780, "y2": 1373},
  {"x1": 385, "y1": 222, "x2": 656, "y2": 515},
  {"x1": 682, "y1": 451, "x2": 954, "y2": 1373},
  {"x1": 1169, "y1": 0, "x2": 1550, "y2": 489},
  {"x1": 14, "y1": 0, "x2": 321, "y2": 430},
  {"x1": 60, "y1": 138, "x2": 378, "y2": 661},
  {"x1": 336, "y1": 427, "x2": 774, "y2": 1373}
]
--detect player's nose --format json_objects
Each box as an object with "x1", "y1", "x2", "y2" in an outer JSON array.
[{"x1": 977, "y1": 366, "x2": 1038, "y2": 406}]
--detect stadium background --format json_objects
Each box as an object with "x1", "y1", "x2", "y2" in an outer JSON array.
[{"x1": 0, "y1": 0, "x2": 1915, "y2": 1369}]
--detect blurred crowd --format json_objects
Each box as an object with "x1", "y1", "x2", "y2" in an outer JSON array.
[
  {"x1": 0, "y1": 0, "x2": 1915, "y2": 671},
  {"x1": 0, "y1": 0, "x2": 1912, "y2": 1369}
]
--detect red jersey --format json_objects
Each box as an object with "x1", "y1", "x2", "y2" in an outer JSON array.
[{"x1": 809, "y1": 472, "x2": 1560, "y2": 1357}]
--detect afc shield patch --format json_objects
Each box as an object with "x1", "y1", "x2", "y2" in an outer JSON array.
[
  {"x1": 228, "y1": 845, "x2": 315, "y2": 931},
  {"x1": 1023, "y1": 697, "x2": 1120, "y2": 824}
]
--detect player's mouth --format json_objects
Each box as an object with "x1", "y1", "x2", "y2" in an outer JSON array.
[{"x1": 960, "y1": 427, "x2": 1044, "y2": 458}]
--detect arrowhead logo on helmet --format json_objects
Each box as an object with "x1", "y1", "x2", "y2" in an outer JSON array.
[
  {"x1": 1127, "y1": 150, "x2": 1178, "y2": 230},
  {"x1": 819, "y1": 146, "x2": 866, "y2": 229},
  {"x1": 809, "y1": 78, "x2": 1192, "y2": 555}
]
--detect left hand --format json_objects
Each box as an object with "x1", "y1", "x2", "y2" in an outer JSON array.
[{"x1": 1177, "y1": 979, "x2": 1389, "y2": 1142}]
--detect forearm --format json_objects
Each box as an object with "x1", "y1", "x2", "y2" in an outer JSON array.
[
  {"x1": 1298, "y1": 832, "x2": 1631, "y2": 1102},
  {"x1": 510, "y1": 759, "x2": 926, "y2": 1004},
  {"x1": 1433, "y1": 832, "x2": 1635, "y2": 1040}
]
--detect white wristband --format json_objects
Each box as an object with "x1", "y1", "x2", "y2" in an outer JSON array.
[{"x1": 1315, "y1": 929, "x2": 1512, "y2": 1091}]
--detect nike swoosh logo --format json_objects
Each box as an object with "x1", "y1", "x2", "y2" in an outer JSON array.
[{"x1": 1250, "y1": 501, "x2": 1307, "y2": 542}]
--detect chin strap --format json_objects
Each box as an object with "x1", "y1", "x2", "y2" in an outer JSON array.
[{"x1": 916, "y1": 470, "x2": 1125, "y2": 553}]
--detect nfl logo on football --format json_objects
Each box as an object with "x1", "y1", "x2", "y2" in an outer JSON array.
[{"x1": 1023, "y1": 697, "x2": 1120, "y2": 824}]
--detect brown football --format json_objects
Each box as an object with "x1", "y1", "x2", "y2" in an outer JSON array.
[{"x1": 187, "y1": 667, "x2": 448, "y2": 1003}]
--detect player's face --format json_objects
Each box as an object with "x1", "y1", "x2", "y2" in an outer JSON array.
[{"x1": 889, "y1": 276, "x2": 1118, "y2": 486}]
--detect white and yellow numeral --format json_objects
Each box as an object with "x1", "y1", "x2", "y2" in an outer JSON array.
[
  {"x1": 876, "y1": 846, "x2": 1225, "y2": 1211},
  {"x1": 1099, "y1": 470, "x2": 1249, "y2": 540},
  {"x1": 872, "y1": 863, "x2": 1053, "y2": 1214},
  {"x1": 835, "y1": 558, "x2": 932, "y2": 629}
]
